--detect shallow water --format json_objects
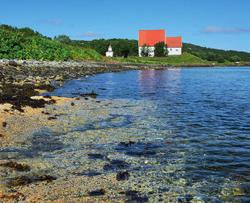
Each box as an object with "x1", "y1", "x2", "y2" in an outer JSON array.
[{"x1": 2, "y1": 67, "x2": 250, "y2": 202}]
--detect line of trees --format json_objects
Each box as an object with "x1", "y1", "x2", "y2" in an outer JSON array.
[{"x1": 183, "y1": 43, "x2": 250, "y2": 62}]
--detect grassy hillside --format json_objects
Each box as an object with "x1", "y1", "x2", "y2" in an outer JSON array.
[
  {"x1": 183, "y1": 43, "x2": 250, "y2": 63},
  {"x1": 115, "y1": 53, "x2": 211, "y2": 65},
  {"x1": 0, "y1": 24, "x2": 102, "y2": 61},
  {"x1": 76, "y1": 39, "x2": 250, "y2": 63},
  {"x1": 1, "y1": 24, "x2": 250, "y2": 65}
]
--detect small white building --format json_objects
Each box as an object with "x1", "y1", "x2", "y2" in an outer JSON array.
[
  {"x1": 106, "y1": 44, "x2": 114, "y2": 57},
  {"x1": 138, "y1": 30, "x2": 182, "y2": 57},
  {"x1": 166, "y1": 37, "x2": 182, "y2": 56}
]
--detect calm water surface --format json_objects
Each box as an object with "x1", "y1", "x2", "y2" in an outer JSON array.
[
  {"x1": 2, "y1": 67, "x2": 250, "y2": 202},
  {"x1": 52, "y1": 67, "x2": 250, "y2": 201}
]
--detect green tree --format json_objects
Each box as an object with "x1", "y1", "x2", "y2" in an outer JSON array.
[
  {"x1": 54, "y1": 35, "x2": 71, "y2": 44},
  {"x1": 140, "y1": 44, "x2": 149, "y2": 57},
  {"x1": 154, "y1": 42, "x2": 167, "y2": 57},
  {"x1": 229, "y1": 55, "x2": 241, "y2": 62},
  {"x1": 216, "y1": 56, "x2": 225, "y2": 63}
]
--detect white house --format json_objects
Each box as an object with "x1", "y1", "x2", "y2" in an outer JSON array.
[
  {"x1": 138, "y1": 30, "x2": 182, "y2": 57},
  {"x1": 106, "y1": 44, "x2": 114, "y2": 57}
]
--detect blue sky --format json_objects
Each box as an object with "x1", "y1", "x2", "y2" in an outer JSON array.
[{"x1": 1, "y1": 0, "x2": 250, "y2": 52}]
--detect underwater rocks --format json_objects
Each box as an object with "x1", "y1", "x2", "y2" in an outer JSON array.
[
  {"x1": 116, "y1": 141, "x2": 162, "y2": 157},
  {"x1": 80, "y1": 91, "x2": 98, "y2": 99},
  {"x1": 116, "y1": 171, "x2": 130, "y2": 181},
  {"x1": 103, "y1": 159, "x2": 130, "y2": 171},
  {"x1": 7, "y1": 174, "x2": 57, "y2": 187},
  {"x1": 124, "y1": 190, "x2": 149, "y2": 203},
  {"x1": 0, "y1": 161, "x2": 31, "y2": 172},
  {"x1": 88, "y1": 189, "x2": 106, "y2": 196},
  {"x1": 87, "y1": 153, "x2": 106, "y2": 160},
  {"x1": 2, "y1": 121, "x2": 7, "y2": 127}
]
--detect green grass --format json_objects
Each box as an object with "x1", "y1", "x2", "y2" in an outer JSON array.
[{"x1": 114, "y1": 53, "x2": 212, "y2": 65}]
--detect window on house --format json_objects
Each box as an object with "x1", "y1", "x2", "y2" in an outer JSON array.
[{"x1": 170, "y1": 48, "x2": 172, "y2": 51}]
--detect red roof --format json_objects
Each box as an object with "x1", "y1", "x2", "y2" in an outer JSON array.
[
  {"x1": 139, "y1": 30, "x2": 165, "y2": 46},
  {"x1": 166, "y1": 37, "x2": 182, "y2": 48}
]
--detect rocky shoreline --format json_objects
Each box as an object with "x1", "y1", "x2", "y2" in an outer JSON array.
[{"x1": 0, "y1": 59, "x2": 172, "y2": 112}]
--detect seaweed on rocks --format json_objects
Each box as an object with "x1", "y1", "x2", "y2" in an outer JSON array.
[
  {"x1": 116, "y1": 171, "x2": 130, "y2": 181},
  {"x1": 125, "y1": 190, "x2": 149, "y2": 203},
  {"x1": 7, "y1": 174, "x2": 57, "y2": 187},
  {"x1": 2, "y1": 122, "x2": 7, "y2": 127},
  {"x1": 103, "y1": 160, "x2": 130, "y2": 171},
  {"x1": 87, "y1": 153, "x2": 106, "y2": 160},
  {"x1": 74, "y1": 171, "x2": 102, "y2": 177},
  {"x1": 48, "y1": 116, "x2": 57, "y2": 120},
  {"x1": 116, "y1": 141, "x2": 162, "y2": 157},
  {"x1": 0, "y1": 83, "x2": 55, "y2": 111},
  {"x1": 88, "y1": 189, "x2": 106, "y2": 196},
  {"x1": 0, "y1": 161, "x2": 31, "y2": 171},
  {"x1": 0, "y1": 192, "x2": 25, "y2": 201},
  {"x1": 80, "y1": 91, "x2": 98, "y2": 99}
]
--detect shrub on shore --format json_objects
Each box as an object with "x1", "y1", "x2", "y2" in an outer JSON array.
[{"x1": 0, "y1": 24, "x2": 102, "y2": 61}]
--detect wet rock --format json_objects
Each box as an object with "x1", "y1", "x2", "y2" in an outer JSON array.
[
  {"x1": 119, "y1": 141, "x2": 136, "y2": 147},
  {"x1": 0, "y1": 192, "x2": 25, "y2": 201},
  {"x1": 0, "y1": 161, "x2": 31, "y2": 171},
  {"x1": 125, "y1": 190, "x2": 149, "y2": 203},
  {"x1": 103, "y1": 160, "x2": 130, "y2": 171},
  {"x1": 43, "y1": 95, "x2": 52, "y2": 99},
  {"x1": 185, "y1": 194, "x2": 193, "y2": 202},
  {"x1": 7, "y1": 175, "x2": 57, "y2": 187},
  {"x1": 0, "y1": 83, "x2": 54, "y2": 111},
  {"x1": 29, "y1": 129, "x2": 64, "y2": 153},
  {"x1": 177, "y1": 194, "x2": 193, "y2": 203},
  {"x1": 87, "y1": 153, "x2": 105, "y2": 160},
  {"x1": 48, "y1": 116, "x2": 57, "y2": 120},
  {"x1": 75, "y1": 171, "x2": 102, "y2": 177},
  {"x1": 116, "y1": 142, "x2": 161, "y2": 157},
  {"x1": 8, "y1": 60, "x2": 18, "y2": 67},
  {"x1": 88, "y1": 189, "x2": 105, "y2": 196},
  {"x1": 41, "y1": 111, "x2": 50, "y2": 115},
  {"x1": 116, "y1": 171, "x2": 130, "y2": 181},
  {"x1": 80, "y1": 91, "x2": 98, "y2": 99}
]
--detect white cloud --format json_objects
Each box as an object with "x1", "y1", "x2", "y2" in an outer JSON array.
[{"x1": 202, "y1": 26, "x2": 250, "y2": 34}]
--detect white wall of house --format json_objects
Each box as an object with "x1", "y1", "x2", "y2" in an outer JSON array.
[
  {"x1": 106, "y1": 51, "x2": 113, "y2": 57},
  {"x1": 167, "y1": 48, "x2": 182, "y2": 56},
  {"x1": 139, "y1": 46, "x2": 182, "y2": 57}
]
